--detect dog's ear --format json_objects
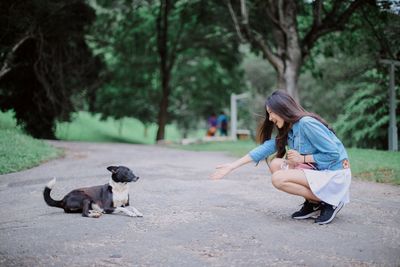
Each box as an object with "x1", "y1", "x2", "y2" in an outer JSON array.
[{"x1": 107, "y1": 166, "x2": 118, "y2": 173}]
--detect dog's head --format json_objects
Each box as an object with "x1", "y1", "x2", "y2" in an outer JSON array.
[{"x1": 107, "y1": 166, "x2": 139, "y2": 183}]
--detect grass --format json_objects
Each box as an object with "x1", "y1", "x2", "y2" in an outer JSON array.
[
  {"x1": 170, "y1": 140, "x2": 255, "y2": 157},
  {"x1": 0, "y1": 110, "x2": 202, "y2": 174},
  {"x1": 56, "y1": 111, "x2": 201, "y2": 144},
  {"x1": 0, "y1": 111, "x2": 61, "y2": 175},
  {"x1": 347, "y1": 148, "x2": 400, "y2": 184},
  {"x1": 171, "y1": 141, "x2": 400, "y2": 185},
  {"x1": 1, "y1": 110, "x2": 399, "y2": 185}
]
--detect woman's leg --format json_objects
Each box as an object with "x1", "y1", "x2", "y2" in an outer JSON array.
[
  {"x1": 272, "y1": 169, "x2": 320, "y2": 202},
  {"x1": 268, "y1": 157, "x2": 286, "y2": 173},
  {"x1": 269, "y1": 158, "x2": 320, "y2": 202}
]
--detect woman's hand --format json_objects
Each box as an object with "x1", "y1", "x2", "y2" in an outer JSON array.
[
  {"x1": 210, "y1": 154, "x2": 253, "y2": 180},
  {"x1": 287, "y1": 149, "x2": 303, "y2": 164},
  {"x1": 210, "y1": 163, "x2": 234, "y2": 180}
]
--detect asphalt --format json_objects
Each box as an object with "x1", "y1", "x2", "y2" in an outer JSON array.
[{"x1": 0, "y1": 140, "x2": 399, "y2": 266}]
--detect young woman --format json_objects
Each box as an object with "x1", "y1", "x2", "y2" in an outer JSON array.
[{"x1": 211, "y1": 90, "x2": 351, "y2": 225}]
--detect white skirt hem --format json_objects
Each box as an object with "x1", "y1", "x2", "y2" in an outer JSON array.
[{"x1": 303, "y1": 168, "x2": 351, "y2": 207}]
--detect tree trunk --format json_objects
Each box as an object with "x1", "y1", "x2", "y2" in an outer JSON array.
[
  {"x1": 268, "y1": 0, "x2": 302, "y2": 101},
  {"x1": 156, "y1": 73, "x2": 170, "y2": 141},
  {"x1": 232, "y1": 0, "x2": 302, "y2": 101},
  {"x1": 155, "y1": 0, "x2": 171, "y2": 142},
  {"x1": 276, "y1": 63, "x2": 300, "y2": 102},
  {"x1": 228, "y1": 0, "x2": 367, "y2": 102}
]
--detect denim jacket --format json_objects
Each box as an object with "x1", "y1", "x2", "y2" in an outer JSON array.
[{"x1": 249, "y1": 116, "x2": 349, "y2": 171}]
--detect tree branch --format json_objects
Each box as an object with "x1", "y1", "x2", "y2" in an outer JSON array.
[
  {"x1": 265, "y1": 0, "x2": 290, "y2": 38},
  {"x1": 360, "y1": 6, "x2": 394, "y2": 59},
  {"x1": 225, "y1": 0, "x2": 245, "y2": 42},
  {"x1": 0, "y1": 34, "x2": 34, "y2": 81},
  {"x1": 168, "y1": 2, "x2": 190, "y2": 71},
  {"x1": 313, "y1": 0, "x2": 322, "y2": 26},
  {"x1": 226, "y1": 0, "x2": 283, "y2": 71},
  {"x1": 301, "y1": 0, "x2": 366, "y2": 59}
]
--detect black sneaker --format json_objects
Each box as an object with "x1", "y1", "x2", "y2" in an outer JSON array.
[
  {"x1": 291, "y1": 200, "x2": 321, "y2": 219},
  {"x1": 315, "y1": 202, "x2": 344, "y2": 225}
]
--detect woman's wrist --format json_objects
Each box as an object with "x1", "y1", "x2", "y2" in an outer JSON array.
[{"x1": 303, "y1": 154, "x2": 315, "y2": 164}]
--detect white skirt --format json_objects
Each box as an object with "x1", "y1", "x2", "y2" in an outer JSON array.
[{"x1": 303, "y1": 169, "x2": 351, "y2": 207}]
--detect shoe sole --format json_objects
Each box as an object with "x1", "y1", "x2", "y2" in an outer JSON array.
[
  {"x1": 292, "y1": 210, "x2": 320, "y2": 220},
  {"x1": 316, "y1": 202, "x2": 344, "y2": 225}
]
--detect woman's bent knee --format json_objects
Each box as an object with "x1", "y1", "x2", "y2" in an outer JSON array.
[
  {"x1": 271, "y1": 171, "x2": 285, "y2": 189},
  {"x1": 269, "y1": 158, "x2": 284, "y2": 173}
]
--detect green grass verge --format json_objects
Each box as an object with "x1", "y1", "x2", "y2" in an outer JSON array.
[
  {"x1": 0, "y1": 129, "x2": 61, "y2": 174},
  {"x1": 2, "y1": 109, "x2": 399, "y2": 185},
  {"x1": 0, "y1": 130, "x2": 61, "y2": 175},
  {"x1": 347, "y1": 148, "x2": 400, "y2": 184},
  {"x1": 56, "y1": 111, "x2": 200, "y2": 144},
  {"x1": 171, "y1": 141, "x2": 400, "y2": 185},
  {"x1": 0, "y1": 110, "x2": 200, "y2": 175},
  {"x1": 0, "y1": 110, "x2": 61, "y2": 174},
  {"x1": 169, "y1": 140, "x2": 254, "y2": 157}
]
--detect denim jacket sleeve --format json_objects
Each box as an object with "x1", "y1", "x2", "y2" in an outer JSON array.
[
  {"x1": 301, "y1": 118, "x2": 340, "y2": 169},
  {"x1": 248, "y1": 139, "x2": 277, "y2": 163}
]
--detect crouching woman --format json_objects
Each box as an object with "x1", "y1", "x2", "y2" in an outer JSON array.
[{"x1": 211, "y1": 90, "x2": 351, "y2": 225}]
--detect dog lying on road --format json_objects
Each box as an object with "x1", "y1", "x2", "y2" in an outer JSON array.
[{"x1": 43, "y1": 166, "x2": 143, "y2": 218}]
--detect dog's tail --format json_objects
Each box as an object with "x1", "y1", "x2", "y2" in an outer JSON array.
[{"x1": 43, "y1": 178, "x2": 63, "y2": 208}]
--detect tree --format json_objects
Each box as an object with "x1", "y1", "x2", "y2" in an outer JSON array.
[
  {"x1": 333, "y1": 70, "x2": 399, "y2": 149},
  {"x1": 169, "y1": 51, "x2": 243, "y2": 138},
  {"x1": 156, "y1": 0, "x2": 244, "y2": 140},
  {"x1": 89, "y1": 0, "x2": 243, "y2": 142},
  {"x1": 155, "y1": 0, "x2": 173, "y2": 141},
  {"x1": 0, "y1": 0, "x2": 102, "y2": 138},
  {"x1": 329, "y1": 4, "x2": 400, "y2": 149},
  {"x1": 226, "y1": 0, "x2": 374, "y2": 100},
  {"x1": 88, "y1": 1, "x2": 160, "y2": 128}
]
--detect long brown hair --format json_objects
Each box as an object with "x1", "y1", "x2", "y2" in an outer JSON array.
[{"x1": 257, "y1": 90, "x2": 333, "y2": 158}]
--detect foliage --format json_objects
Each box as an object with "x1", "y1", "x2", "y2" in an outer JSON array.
[
  {"x1": 88, "y1": 0, "x2": 244, "y2": 140},
  {"x1": 298, "y1": 4, "x2": 400, "y2": 150},
  {"x1": 333, "y1": 70, "x2": 399, "y2": 149},
  {"x1": 241, "y1": 47, "x2": 276, "y2": 96},
  {"x1": 0, "y1": 111, "x2": 60, "y2": 175},
  {"x1": 56, "y1": 111, "x2": 184, "y2": 144},
  {"x1": 0, "y1": 0, "x2": 103, "y2": 139},
  {"x1": 299, "y1": 52, "x2": 375, "y2": 123},
  {"x1": 169, "y1": 52, "x2": 243, "y2": 137},
  {"x1": 88, "y1": 1, "x2": 160, "y2": 125},
  {"x1": 226, "y1": 0, "x2": 374, "y2": 99}
]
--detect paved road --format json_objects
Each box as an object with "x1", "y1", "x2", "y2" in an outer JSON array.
[{"x1": 0, "y1": 141, "x2": 399, "y2": 266}]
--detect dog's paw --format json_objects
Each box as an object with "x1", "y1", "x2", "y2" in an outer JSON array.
[
  {"x1": 126, "y1": 210, "x2": 143, "y2": 217},
  {"x1": 126, "y1": 211, "x2": 136, "y2": 217},
  {"x1": 126, "y1": 206, "x2": 143, "y2": 217},
  {"x1": 88, "y1": 210, "x2": 102, "y2": 218},
  {"x1": 91, "y1": 203, "x2": 104, "y2": 213}
]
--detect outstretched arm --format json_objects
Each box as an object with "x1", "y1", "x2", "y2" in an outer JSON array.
[{"x1": 210, "y1": 154, "x2": 253, "y2": 180}]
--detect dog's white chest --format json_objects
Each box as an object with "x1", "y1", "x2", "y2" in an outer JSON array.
[
  {"x1": 110, "y1": 180, "x2": 129, "y2": 207},
  {"x1": 113, "y1": 190, "x2": 129, "y2": 207}
]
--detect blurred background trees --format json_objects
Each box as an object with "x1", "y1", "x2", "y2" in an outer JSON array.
[
  {"x1": 0, "y1": 0, "x2": 399, "y2": 149},
  {"x1": 0, "y1": 0, "x2": 103, "y2": 138},
  {"x1": 87, "y1": 0, "x2": 243, "y2": 141}
]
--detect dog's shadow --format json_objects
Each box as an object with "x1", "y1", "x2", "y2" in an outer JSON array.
[{"x1": 40, "y1": 211, "x2": 79, "y2": 218}]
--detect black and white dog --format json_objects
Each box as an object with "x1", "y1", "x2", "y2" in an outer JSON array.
[{"x1": 43, "y1": 166, "x2": 143, "y2": 218}]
